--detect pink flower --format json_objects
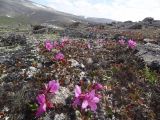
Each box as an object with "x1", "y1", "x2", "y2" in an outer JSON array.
[
  {"x1": 36, "y1": 94, "x2": 47, "y2": 117},
  {"x1": 36, "y1": 80, "x2": 60, "y2": 117},
  {"x1": 118, "y1": 39, "x2": 125, "y2": 45},
  {"x1": 87, "y1": 43, "x2": 91, "y2": 49},
  {"x1": 53, "y1": 41, "x2": 59, "y2": 48},
  {"x1": 128, "y1": 39, "x2": 137, "y2": 49},
  {"x1": 82, "y1": 90, "x2": 100, "y2": 111},
  {"x1": 55, "y1": 52, "x2": 64, "y2": 61},
  {"x1": 44, "y1": 80, "x2": 60, "y2": 94},
  {"x1": 73, "y1": 85, "x2": 82, "y2": 107},
  {"x1": 54, "y1": 37, "x2": 69, "y2": 48},
  {"x1": 61, "y1": 37, "x2": 69, "y2": 43},
  {"x1": 44, "y1": 40, "x2": 53, "y2": 51},
  {"x1": 92, "y1": 83, "x2": 103, "y2": 90},
  {"x1": 73, "y1": 85, "x2": 100, "y2": 112},
  {"x1": 75, "y1": 85, "x2": 81, "y2": 97}
]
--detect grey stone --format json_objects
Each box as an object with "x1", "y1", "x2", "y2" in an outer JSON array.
[
  {"x1": 1, "y1": 34, "x2": 27, "y2": 46},
  {"x1": 50, "y1": 87, "x2": 71, "y2": 105},
  {"x1": 86, "y1": 58, "x2": 93, "y2": 64},
  {"x1": 54, "y1": 113, "x2": 67, "y2": 120},
  {"x1": 144, "y1": 38, "x2": 156, "y2": 43},
  {"x1": 136, "y1": 43, "x2": 160, "y2": 71}
]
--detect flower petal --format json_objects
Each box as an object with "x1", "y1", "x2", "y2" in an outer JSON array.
[
  {"x1": 75, "y1": 85, "x2": 81, "y2": 97},
  {"x1": 55, "y1": 52, "x2": 64, "y2": 61},
  {"x1": 82, "y1": 100, "x2": 88, "y2": 109},
  {"x1": 36, "y1": 103, "x2": 47, "y2": 117},
  {"x1": 48, "y1": 80, "x2": 59, "y2": 93},
  {"x1": 36, "y1": 94, "x2": 46, "y2": 105},
  {"x1": 89, "y1": 90, "x2": 95, "y2": 98},
  {"x1": 89, "y1": 102, "x2": 97, "y2": 111},
  {"x1": 93, "y1": 83, "x2": 103, "y2": 90},
  {"x1": 92, "y1": 97, "x2": 100, "y2": 103},
  {"x1": 45, "y1": 40, "x2": 53, "y2": 51},
  {"x1": 73, "y1": 98, "x2": 81, "y2": 107}
]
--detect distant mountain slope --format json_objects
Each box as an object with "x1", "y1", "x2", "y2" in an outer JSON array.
[
  {"x1": 0, "y1": 0, "x2": 114, "y2": 25},
  {"x1": 86, "y1": 17, "x2": 114, "y2": 24}
]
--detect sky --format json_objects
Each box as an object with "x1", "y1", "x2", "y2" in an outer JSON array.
[{"x1": 31, "y1": 0, "x2": 160, "y2": 22}]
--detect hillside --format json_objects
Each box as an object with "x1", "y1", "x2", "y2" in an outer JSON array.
[{"x1": 0, "y1": 0, "x2": 114, "y2": 25}]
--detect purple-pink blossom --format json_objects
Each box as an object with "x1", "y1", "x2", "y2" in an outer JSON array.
[
  {"x1": 44, "y1": 40, "x2": 53, "y2": 51},
  {"x1": 36, "y1": 80, "x2": 59, "y2": 117},
  {"x1": 73, "y1": 85, "x2": 100, "y2": 112},
  {"x1": 58, "y1": 37, "x2": 69, "y2": 48},
  {"x1": 118, "y1": 39, "x2": 125, "y2": 45},
  {"x1": 36, "y1": 94, "x2": 47, "y2": 117},
  {"x1": 128, "y1": 39, "x2": 137, "y2": 49},
  {"x1": 82, "y1": 90, "x2": 100, "y2": 111},
  {"x1": 44, "y1": 80, "x2": 60, "y2": 94},
  {"x1": 87, "y1": 43, "x2": 91, "y2": 49},
  {"x1": 75, "y1": 85, "x2": 81, "y2": 97},
  {"x1": 53, "y1": 41, "x2": 59, "y2": 48},
  {"x1": 61, "y1": 37, "x2": 69, "y2": 43},
  {"x1": 92, "y1": 83, "x2": 103, "y2": 90},
  {"x1": 54, "y1": 52, "x2": 64, "y2": 61}
]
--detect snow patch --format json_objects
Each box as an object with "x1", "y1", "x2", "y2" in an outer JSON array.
[
  {"x1": 32, "y1": 3, "x2": 46, "y2": 9},
  {"x1": 6, "y1": 15, "x2": 12, "y2": 18},
  {"x1": 71, "y1": 20, "x2": 77, "y2": 22},
  {"x1": 41, "y1": 23, "x2": 64, "y2": 30}
]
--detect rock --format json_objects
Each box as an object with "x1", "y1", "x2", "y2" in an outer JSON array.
[
  {"x1": 68, "y1": 59, "x2": 80, "y2": 67},
  {"x1": 54, "y1": 113, "x2": 67, "y2": 120},
  {"x1": 143, "y1": 17, "x2": 154, "y2": 23},
  {"x1": 68, "y1": 59, "x2": 85, "y2": 70},
  {"x1": 79, "y1": 71, "x2": 86, "y2": 80},
  {"x1": 32, "y1": 25, "x2": 47, "y2": 34},
  {"x1": 86, "y1": 58, "x2": 93, "y2": 64},
  {"x1": 112, "y1": 34, "x2": 121, "y2": 40},
  {"x1": 150, "y1": 61, "x2": 160, "y2": 71},
  {"x1": 50, "y1": 87, "x2": 71, "y2": 105},
  {"x1": 144, "y1": 38, "x2": 157, "y2": 44},
  {"x1": 0, "y1": 56, "x2": 8, "y2": 64},
  {"x1": 136, "y1": 43, "x2": 160, "y2": 71},
  {"x1": 141, "y1": 17, "x2": 160, "y2": 28},
  {"x1": 1, "y1": 34, "x2": 27, "y2": 46},
  {"x1": 3, "y1": 72, "x2": 23, "y2": 82},
  {"x1": 26, "y1": 66, "x2": 39, "y2": 78},
  {"x1": 75, "y1": 110, "x2": 82, "y2": 120},
  {"x1": 37, "y1": 63, "x2": 43, "y2": 68},
  {"x1": 128, "y1": 23, "x2": 142, "y2": 29},
  {"x1": 43, "y1": 114, "x2": 52, "y2": 120}
]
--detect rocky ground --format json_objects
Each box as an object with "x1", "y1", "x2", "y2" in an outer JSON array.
[{"x1": 0, "y1": 24, "x2": 160, "y2": 120}]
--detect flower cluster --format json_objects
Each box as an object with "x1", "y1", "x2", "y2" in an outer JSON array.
[
  {"x1": 36, "y1": 81, "x2": 102, "y2": 117},
  {"x1": 45, "y1": 40, "x2": 53, "y2": 51},
  {"x1": 118, "y1": 39, "x2": 137, "y2": 49},
  {"x1": 44, "y1": 37, "x2": 69, "y2": 51},
  {"x1": 128, "y1": 39, "x2": 137, "y2": 49},
  {"x1": 36, "y1": 38, "x2": 104, "y2": 117},
  {"x1": 54, "y1": 52, "x2": 65, "y2": 61},
  {"x1": 73, "y1": 83, "x2": 102, "y2": 112},
  {"x1": 36, "y1": 80, "x2": 60, "y2": 117},
  {"x1": 44, "y1": 39, "x2": 65, "y2": 62},
  {"x1": 118, "y1": 39, "x2": 125, "y2": 45}
]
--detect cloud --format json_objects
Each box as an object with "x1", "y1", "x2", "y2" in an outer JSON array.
[{"x1": 37, "y1": 0, "x2": 160, "y2": 21}]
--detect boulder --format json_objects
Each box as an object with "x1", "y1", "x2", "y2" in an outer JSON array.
[
  {"x1": 1, "y1": 34, "x2": 27, "y2": 46},
  {"x1": 143, "y1": 38, "x2": 158, "y2": 44},
  {"x1": 50, "y1": 87, "x2": 71, "y2": 105},
  {"x1": 136, "y1": 43, "x2": 160, "y2": 71},
  {"x1": 128, "y1": 23, "x2": 142, "y2": 29},
  {"x1": 142, "y1": 17, "x2": 154, "y2": 23}
]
